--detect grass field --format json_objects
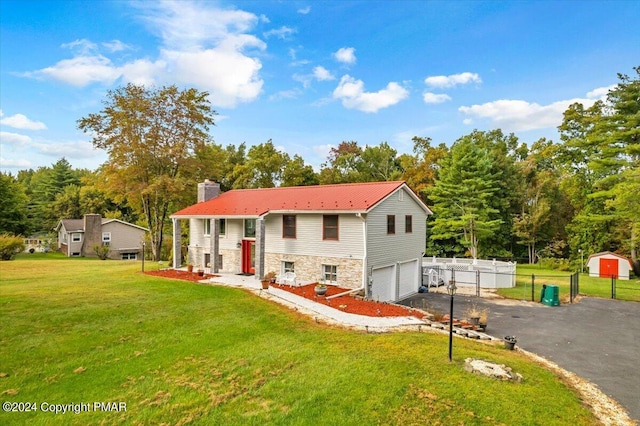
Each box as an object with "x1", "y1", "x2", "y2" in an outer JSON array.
[
  {"x1": 0, "y1": 253, "x2": 599, "y2": 425},
  {"x1": 497, "y1": 264, "x2": 640, "y2": 302}
]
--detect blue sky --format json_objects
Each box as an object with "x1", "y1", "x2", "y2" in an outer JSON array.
[{"x1": 1, "y1": 0, "x2": 639, "y2": 174}]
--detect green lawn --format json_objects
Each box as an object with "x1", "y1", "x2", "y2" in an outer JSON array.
[
  {"x1": 498, "y1": 264, "x2": 640, "y2": 302},
  {"x1": 0, "y1": 254, "x2": 598, "y2": 425}
]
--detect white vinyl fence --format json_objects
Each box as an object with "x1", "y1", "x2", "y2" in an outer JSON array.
[{"x1": 422, "y1": 256, "x2": 516, "y2": 289}]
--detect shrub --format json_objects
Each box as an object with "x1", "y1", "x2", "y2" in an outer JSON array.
[
  {"x1": 0, "y1": 234, "x2": 26, "y2": 260},
  {"x1": 93, "y1": 244, "x2": 111, "y2": 260},
  {"x1": 539, "y1": 257, "x2": 571, "y2": 271}
]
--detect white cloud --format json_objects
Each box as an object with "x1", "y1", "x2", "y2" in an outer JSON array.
[
  {"x1": 312, "y1": 144, "x2": 334, "y2": 159},
  {"x1": 136, "y1": 1, "x2": 259, "y2": 50},
  {"x1": 332, "y1": 75, "x2": 408, "y2": 113},
  {"x1": 119, "y1": 58, "x2": 166, "y2": 86},
  {"x1": 23, "y1": 1, "x2": 266, "y2": 107},
  {"x1": 28, "y1": 55, "x2": 121, "y2": 87},
  {"x1": 102, "y1": 40, "x2": 132, "y2": 52},
  {"x1": 0, "y1": 112, "x2": 47, "y2": 130},
  {"x1": 424, "y1": 72, "x2": 481, "y2": 88},
  {"x1": 587, "y1": 84, "x2": 616, "y2": 99},
  {"x1": 269, "y1": 88, "x2": 303, "y2": 101},
  {"x1": 0, "y1": 157, "x2": 31, "y2": 168},
  {"x1": 33, "y1": 140, "x2": 97, "y2": 158},
  {"x1": 298, "y1": 6, "x2": 311, "y2": 14},
  {"x1": 0, "y1": 131, "x2": 32, "y2": 145},
  {"x1": 458, "y1": 96, "x2": 600, "y2": 132},
  {"x1": 264, "y1": 26, "x2": 296, "y2": 40},
  {"x1": 162, "y1": 48, "x2": 263, "y2": 108},
  {"x1": 313, "y1": 66, "x2": 334, "y2": 81},
  {"x1": 423, "y1": 92, "x2": 451, "y2": 104},
  {"x1": 334, "y1": 47, "x2": 356, "y2": 65},
  {"x1": 62, "y1": 39, "x2": 98, "y2": 55},
  {"x1": 293, "y1": 66, "x2": 335, "y2": 89}
]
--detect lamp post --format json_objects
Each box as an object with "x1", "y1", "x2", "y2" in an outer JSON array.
[
  {"x1": 579, "y1": 249, "x2": 584, "y2": 273},
  {"x1": 447, "y1": 279, "x2": 457, "y2": 362},
  {"x1": 142, "y1": 242, "x2": 145, "y2": 272}
]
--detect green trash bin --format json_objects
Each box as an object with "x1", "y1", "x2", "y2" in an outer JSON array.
[{"x1": 542, "y1": 285, "x2": 560, "y2": 306}]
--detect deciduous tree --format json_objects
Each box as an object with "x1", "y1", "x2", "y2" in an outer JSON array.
[{"x1": 78, "y1": 84, "x2": 216, "y2": 260}]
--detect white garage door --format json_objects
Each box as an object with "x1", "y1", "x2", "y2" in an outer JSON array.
[
  {"x1": 371, "y1": 265, "x2": 396, "y2": 302},
  {"x1": 398, "y1": 260, "x2": 418, "y2": 299}
]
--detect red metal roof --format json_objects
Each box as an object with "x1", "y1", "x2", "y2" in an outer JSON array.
[{"x1": 172, "y1": 181, "x2": 422, "y2": 217}]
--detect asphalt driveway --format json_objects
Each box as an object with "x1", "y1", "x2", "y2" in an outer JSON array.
[{"x1": 400, "y1": 292, "x2": 640, "y2": 422}]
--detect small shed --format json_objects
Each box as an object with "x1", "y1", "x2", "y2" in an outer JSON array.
[{"x1": 586, "y1": 251, "x2": 633, "y2": 280}]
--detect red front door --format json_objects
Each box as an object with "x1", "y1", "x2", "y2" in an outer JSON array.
[
  {"x1": 241, "y1": 240, "x2": 255, "y2": 274},
  {"x1": 600, "y1": 258, "x2": 618, "y2": 278}
]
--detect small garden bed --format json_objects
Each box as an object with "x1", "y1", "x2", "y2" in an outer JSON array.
[
  {"x1": 273, "y1": 283, "x2": 427, "y2": 319},
  {"x1": 145, "y1": 269, "x2": 219, "y2": 283}
]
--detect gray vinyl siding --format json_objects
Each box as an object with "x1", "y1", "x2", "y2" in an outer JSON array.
[
  {"x1": 366, "y1": 187, "x2": 427, "y2": 270},
  {"x1": 265, "y1": 213, "x2": 365, "y2": 259},
  {"x1": 102, "y1": 222, "x2": 146, "y2": 253}
]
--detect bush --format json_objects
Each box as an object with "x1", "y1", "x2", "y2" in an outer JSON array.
[
  {"x1": 93, "y1": 244, "x2": 111, "y2": 260},
  {"x1": 538, "y1": 257, "x2": 571, "y2": 271},
  {"x1": 0, "y1": 234, "x2": 26, "y2": 260}
]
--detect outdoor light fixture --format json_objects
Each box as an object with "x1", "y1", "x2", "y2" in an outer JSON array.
[
  {"x1": 447, "y1": 280, "x2": 457, "y2": 362},
  {"x1": 236, "y1": 241, "x2": 242, "y2": 248}
]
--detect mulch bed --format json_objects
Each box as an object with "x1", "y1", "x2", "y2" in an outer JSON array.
[
  {"x1": 272, "y1": 283, "x2": 427, "y2": 318},
  {"x1": 144, "y1": 269, "x2": 220, "y2": 283}
]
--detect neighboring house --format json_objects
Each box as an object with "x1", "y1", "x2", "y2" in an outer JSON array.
[
  {"x1": 171, "y1": 180, "x2": 432, "y2": 302},
  {"x1": 55, "y1": 214, "x2": 148, "y2": 260},
  {"x1": 586, "y1": 251, "x2": 633, "y2": 280},
  {"x1": 23, "y1": 235, "x2": 49, "y2": 253}
]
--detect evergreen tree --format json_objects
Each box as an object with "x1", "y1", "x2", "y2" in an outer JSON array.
[{"x1": 428, "y1": 135, "x2": 503, "y2": 258}]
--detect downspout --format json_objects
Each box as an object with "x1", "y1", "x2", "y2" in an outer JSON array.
[{"x1": 327, "y1": 212, "x2": 367, "y2": 300}]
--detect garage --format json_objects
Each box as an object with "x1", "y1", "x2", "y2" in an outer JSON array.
[
  {"x1": 398, "y1": 259, "x2": 419, "y2": 299},
  {"x1": 371, "y1": 265, "x2": 396, "y2": 302}
]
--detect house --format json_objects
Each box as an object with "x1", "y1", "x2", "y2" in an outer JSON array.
[
  {"x1": 23, "y1": 235, "x2": 49, "y2": 253},
  {"x1": 586, "y1": 251, "x2": 633, "y2": 280},
  {"x1": 170, "y1": 180, "x2": 432, "y2": 302},
  {"x1": 55, "y1": 214, "x2": 148, "y2": 260}
]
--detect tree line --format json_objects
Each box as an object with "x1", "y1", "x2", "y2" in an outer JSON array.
[{"x1": 1, "y1": 67, "x2": 638, "y2": 271}]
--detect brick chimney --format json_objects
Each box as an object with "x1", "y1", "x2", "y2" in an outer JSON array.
[
  {"x1": 198, "y1": 179, "x2": 220, "y2": 202},
  {"x1": 82, "y1": 214, "x2": 102, "y2": 257}
]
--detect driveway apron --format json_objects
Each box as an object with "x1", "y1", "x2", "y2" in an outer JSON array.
[{"x1": 400, "y1": 293, "x2": 640, "y2": 421}]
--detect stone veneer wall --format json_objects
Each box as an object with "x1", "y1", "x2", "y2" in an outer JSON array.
[
  {"x1": 189, "y1": 247, "x2": 241, "y2": 274},
  {"x1": 264, "y1": 253, "x2": 364, "y2": 289},
  {"x1": 219, "y1": 249, "x2": 241, "y2": 274}
]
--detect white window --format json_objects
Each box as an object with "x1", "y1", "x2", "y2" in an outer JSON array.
[
  {"x1": 322, "y1": 264, "x2": 337, "y2": 283},
  {"x1": 219, "y1": 219, "x2": 226, "y2": 236},
  {"x1": 71, "y1": 233, "x2": 81, "y2": 242},
  {"x1": 282, "y1": 261, "x2": 295, "y2": 273},
  {"x1": 203, "y1": 219, "x2": 211, "y2": 236},
  {"x1": 102, "y1": 232, "x2": 111, "y2": 243},
  {"x1": 121, "y1": 253, "x2": 137, "y2": 260}
]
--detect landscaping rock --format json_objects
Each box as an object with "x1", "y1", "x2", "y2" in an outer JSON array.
[{"x1": 464, "y1": 358, "x2": 523, "y2": 382}]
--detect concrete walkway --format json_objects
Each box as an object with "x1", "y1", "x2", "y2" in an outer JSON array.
[{"x1": 203, "y1": 273, "x2": 425, "y2": 331}]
